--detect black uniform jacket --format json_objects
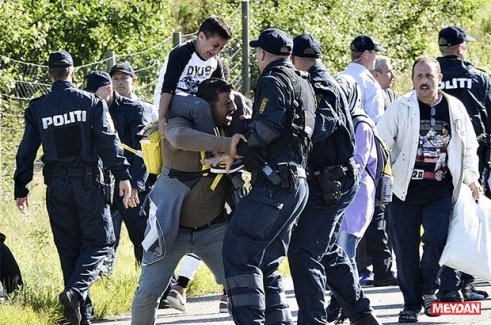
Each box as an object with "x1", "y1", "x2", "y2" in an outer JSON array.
[
  {"x1": 14, "y1": 80, "x2": 130, "y2": 198},
  {"x1": 109, "y1": 92, "x2": 150, "y2": 191},
  {"x1": 237, "y1": 59, "x2": 316, "y2": 171},
  {"x1": 438, "y1": 55, "x2": 491, "y2": 136}
]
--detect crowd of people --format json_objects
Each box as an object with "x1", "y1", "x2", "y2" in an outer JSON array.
[{"x1": 9, "y1": 13, "x2": 491, "y2": 325}]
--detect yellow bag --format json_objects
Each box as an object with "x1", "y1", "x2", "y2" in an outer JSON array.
[{"x1": 139, "y1": 122, "x2": 162, "y2": 175}]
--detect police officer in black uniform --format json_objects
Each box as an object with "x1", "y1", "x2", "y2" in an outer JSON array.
[
  {"x1": 221, "y1": 28, "x2": 315, "y2": 324},
  {"x1": 437, "y1": 25, "x2": 491, "y2": 303},
  {"x1": 84, "y1": 71, "x2": 151, "y2": 266},
  {"x1": 288, "y1": 33, "x2": 380, "y2": 325},
  {"x1": 14, "y1": 51, "x2": 134, "y2": 325}
]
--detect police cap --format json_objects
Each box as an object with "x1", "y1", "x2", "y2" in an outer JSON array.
[
  {"x1": 293, "y1": 33, "x2": 322, "y2": 58},
  {"x1": 109, "y1": 62, "x2": 136, "y2": 78},
  {"x1": 250, "y1": 28, "x2": 293, "y2": 56},
  {"x1": 438, "y1": 25, "x2": 476, "y2": 47},
  {"x1": 84, "y1": 71, "x2": 112, "y2": 93},
  {"x1": 48, "y1": 50, "x2": 73, "y2": 68},
  {"x1": 350, "y1": 35, "x2": 386, "y2": 52}
]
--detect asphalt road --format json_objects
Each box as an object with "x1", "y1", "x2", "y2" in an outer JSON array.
[{"x1": 94, "y1": 277, "x2": 491, "y2": 324}]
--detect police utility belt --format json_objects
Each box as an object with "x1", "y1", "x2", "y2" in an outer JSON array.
[
  {"x1": 251, "y1": 162, "x2": 306, "y2": 192},
  {"x1": 311, "y1": 158, "x2": 356, "y2": 207},
  {"x1": 309, "y1": 157, "x2": 356, "y2": 181},
  {"x1": 44, "y1": 166, "x2": 115, "y2": 204},
  {"x1": 44, "y1": 167, "x2": 95, "y2": 187}
]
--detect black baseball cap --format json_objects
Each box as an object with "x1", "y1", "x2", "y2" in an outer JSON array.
[
  {"x1": 48, "y1": 50, "x2": 73, "y2": 68},
  {"x1": 292, "y1": 34, "x2": 322, "y2": 58},
  {"x1": 438, "y1": 25, "x2": 476, "y2": 47},
  {"x1": 250, "y1": 28, "x2": 293, "y2": 56},
  {"x1": 84, "y1": 71, "x2": 112, "y2": 93},
  {"x1": 350, "y1": 35, "x2": 386, "y2": 52},
  {"x1": 109, "y1": 62, "x2": 136, "y2": 78}
]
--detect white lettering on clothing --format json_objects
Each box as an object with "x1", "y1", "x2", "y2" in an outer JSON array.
[
  {"x1": 440, "y1": 78, "x2": 472, "y2": 90},
  {"x1": 186, "y1": 65, "x2": 213, "y2": 77},
  {"x1": 42, "y1": 110, "x2": 87, "y2": 129}
]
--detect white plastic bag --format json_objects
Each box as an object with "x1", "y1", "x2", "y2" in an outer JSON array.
[{"x1": 439, "y1": 185, "x2": 491, "y2": 281}]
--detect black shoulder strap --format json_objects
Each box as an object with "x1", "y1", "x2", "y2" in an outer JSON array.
[
  {"x1": 274, "y1": 67, "x2": 303, "y2": 139},
  {"x1": 270, "y1": 66, "x2": 302, "y2": 109},
  {"x1": 266, "y1": 66, "x2": 313, "y2": 164}
]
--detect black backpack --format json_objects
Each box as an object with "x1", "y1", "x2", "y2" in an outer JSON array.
[
  {"x1": 309, "y1": 72, "x2": 356, "y2": 169},
  {"x1": 352, "y1": 114, "x2": 393, "y2": 205}
]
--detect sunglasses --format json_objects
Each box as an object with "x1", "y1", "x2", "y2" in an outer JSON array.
[{"x1": 430, "y1": 106, "x2": 436, "y2": 127}]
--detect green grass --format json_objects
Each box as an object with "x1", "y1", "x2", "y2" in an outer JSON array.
[
  {"x1": 0, "y1": 172, "x2": 290, "y2": 324},
  {"x1": 1, "y1": 173, "x2": 139, "y2": 324}
]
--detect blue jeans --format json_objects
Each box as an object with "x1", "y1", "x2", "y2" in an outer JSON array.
[
  {"x1": 388, "y1": 195, "x2": 452, "y2": 312},
  {"x1": 131, "y1": 223, "x2": 227, "y2": 325},
  {"x1": 337, "y1": 231, "x2": 361, "y2": 281},
  {"x1": 223, "y1": 178, "x2": 309, "y2": 325},
  {"x1": 288, "y1": 171, "x2": 371, "y2": 324}
]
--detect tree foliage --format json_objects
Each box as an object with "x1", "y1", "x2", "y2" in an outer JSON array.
[
  {"x1": 0, "y1": 0, "x2": 487, "y2": 195},
  {"x1": 0, "y1": 0, "x2": 173, "y2": 65},
  {"x1": 0, "y1": 0, "x2": 486, "y2": 93},
  {"x1": 247, "y1": 0, "x2": 483, "y2": 77}
]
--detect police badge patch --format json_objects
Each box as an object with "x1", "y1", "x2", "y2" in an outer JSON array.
[{"x1": 259, "y1": 97, "x2": 268, "y2": 113}]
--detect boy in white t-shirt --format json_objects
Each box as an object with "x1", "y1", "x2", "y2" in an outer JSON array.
[{"x1": 154, "y1": 16, "x2": 232, "y2": 136}]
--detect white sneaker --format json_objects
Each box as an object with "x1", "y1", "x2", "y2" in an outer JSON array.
[{"x1": 166, "y1": 286, "x2": 187, "y2": 312}]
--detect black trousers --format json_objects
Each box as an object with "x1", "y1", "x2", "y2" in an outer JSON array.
[{"x1": 356, "y1": 205, "x2": 394, "y2": 281}]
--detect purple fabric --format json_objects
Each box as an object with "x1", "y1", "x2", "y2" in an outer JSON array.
[{"x1": 340, "y1": 120, "x2": 377, "y2": 237}]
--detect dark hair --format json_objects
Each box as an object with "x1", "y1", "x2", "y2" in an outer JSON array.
[
  {"x1": 199, "y1": 16, "x2": 232, "y2": 40},
  {"x1": 48, "y1": 66, "x2": 72, "y2": 80},
  {"x1": 196, "y1": 78, "x2": 233, "y2": 105},
  {"x1": 411, "y1": 55, "x2": 440, "y2": 77}
]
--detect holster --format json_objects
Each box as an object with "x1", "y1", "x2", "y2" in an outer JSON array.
[
  {"x1": 42, "y1": 167, "x2": 52, "y2": 186},
  {"x1": 229, "y1": 172, "x2": 248, "y2": 208},
  {"x1": 279, "y1": 162, "x2": 296, "y2": 192},
  {"x1": 279, "y1": 163, "x2": 308, "y2": 192},
  {"x1": 251, "y1": 163, "x2": 305, "y2": 192},
  {"x1": 316, "y1": 165, "x2": 346, "y2": 207}
]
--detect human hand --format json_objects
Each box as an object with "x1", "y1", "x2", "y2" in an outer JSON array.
[
  {"x1": 202, "y1": 153, "x2": 235, "y2": 173},
  {"x1": 229, "y1": 133, "x2": 247, "y2": 158},
  {"x1": 469, "y1": 182, "x2": 482, "y2": 202},
  {"x1": 158, "y1": 118, "x2": 167, "y2": 138},
  {"x1": 15, "y1": 197, "x2": 29, "y2": 215},
  {"x1": 131, "y1": 188, "x2": 140, "y2": 205},
  {"x1": 239, "y1": 112, "x2": 252, "y2": 120},
  {"x1": 119, "y1": 180, "x2": 137, "y2": 209}
]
